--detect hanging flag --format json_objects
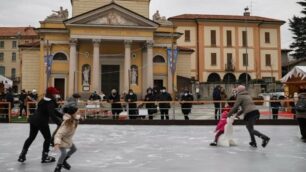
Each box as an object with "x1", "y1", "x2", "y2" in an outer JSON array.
[
  {"x1": 167, "y1": 48, "x2": 179, "y2": 75},
  {"x1": 44, "y1": 55, "x2": 53, "y2": 78}
]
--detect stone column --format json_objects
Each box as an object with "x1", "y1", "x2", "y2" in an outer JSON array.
[
  {"x1": 146, "y1": 40, "x2": 154, "y2": 89},
  {"x1": 69, "y1": 38, "x2": 77, "y2": 96},
  {"x1": 92, "y1": 39, "x2": 101, "y2": 92},
  {"x1": 124, "y1": 40, "x2": 132, "y2": 92}
]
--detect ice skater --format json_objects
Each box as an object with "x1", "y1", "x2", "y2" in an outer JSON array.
[
  {"x1": 227, "y1": 85, "x2": 270, "y2": 148},
  {"x1": 18, "y1": 87, "x2": 63, "y2": 163},
  {"x1": 210, "y1": 104, "x2": 235, "y2": 146},
  {"x1": 53, "y1": 105, "x2": 80, "y2": 172}
]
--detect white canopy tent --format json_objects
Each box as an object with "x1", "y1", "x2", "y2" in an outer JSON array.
[
  {"x1": 0, "y1": 75, "x2": 13, "y2": 87},
  {"x1": 281, "y1": 66, "x2": 306, "y2": 83}
]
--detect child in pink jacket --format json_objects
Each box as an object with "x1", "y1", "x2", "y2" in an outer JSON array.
[{"x1": 210, "y1": 106, "x2": 231, "y2": 146}]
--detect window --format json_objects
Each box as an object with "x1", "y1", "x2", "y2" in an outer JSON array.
[
  {"x1": 0, "y1": 52, "x2": 4, "y2": 61},
  {"x1": 12, "y1": 41, "x2": 17, "y2": 48},
  {"x1": 0, "y1": 41, "x2": 4, "y2": 48},
  {"x1": 53, "y1": 53, "x2": 68, "y2": 61},
  {"x1": 265, "y1": 32, "x2": 270, "y2": 43},
  {"x1": 227, "y1": 53, "x2": 233, "y2": 64},
  {"x1": 226, "y1": 30, "x2": 232, "y2": 46},
  {"x1": 153, "y1": 55, "x2": 165, "y2": 63},
  {"x1": 11, "y1": 68, "x2": 16, "y2": 78},
  {"x1": 210, "y1": 30, "x2": 216, "y2": 46},
  {"x1": 12, "y1": 52, "x2": 16, "y2": 62},
  {"x1": 265, "y1": 54, "x2": 271, "y2": 66},
  {"x1": 0, "y1": 66, "x2": 5, "y2": 76},
  {"x1": 211, "y1": 53, "x2": 217, "y2": 66},
  {"x1": 243, "y1": 53, "x2": 248, "y2": 66},
  {"x1": 184, "y1": 30, "x2": 191, "y2": 42},
  {"x1": 242, "y1": 31, "x2": 247, "y2": 47}
]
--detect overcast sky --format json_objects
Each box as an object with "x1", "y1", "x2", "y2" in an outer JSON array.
[{"x1": 0, "y1": 0, "x2": 302, "y2": 48}]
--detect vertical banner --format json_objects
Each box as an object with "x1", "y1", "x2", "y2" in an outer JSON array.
[
  {"x1": 167, "y1": 48, "x2": 179, "y2": 75},
  {"x1": 44, "y1": 55, "x2": 53, "y2": 79}
]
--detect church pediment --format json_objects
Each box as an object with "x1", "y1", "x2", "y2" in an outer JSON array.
[
  {"x1": 64, "y1": 2, "x2": 159, "y2": 29},
  {"x1": 85, "y1": 11, "x2": 138, "y2": 26}
]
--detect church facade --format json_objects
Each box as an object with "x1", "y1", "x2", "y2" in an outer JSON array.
[{"x1": 33, "y1": 0, "x2": 191, "y2": 98}]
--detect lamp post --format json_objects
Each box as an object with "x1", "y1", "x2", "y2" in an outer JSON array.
[{"x1": 244, "y1": 7, "x2": 249, "y2": 88}]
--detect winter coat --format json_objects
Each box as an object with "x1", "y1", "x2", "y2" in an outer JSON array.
[
  {"x1": 213, "y1": 88, "x2": 221, "y2": 101},
  {"x1": 180, "y1": 93, "x2": 194, "y2": 114},
  {"x1": 227, "y1": 90, "x2": 257, "y2": 119},
  {"x1": 158, "y1": 92, "x2": 172, "y2": 110},
  {"x1": 270, "y1": 97, "x2": 281, "y2": 114},
  {"x1": 108, "y1": 94, "x2": 122, "y2": 114},
  {"x1": 125, "y1": 93, "x2": 137, "y2": 114},
  {"x1": 29, "y1": 97, "x2": 62, "y2": 127},
  {"x1": 144, "y1": 93, "x2": 157, "y2": 114},
  {"x1": 215, "y1": 106, "x2": 231, "y2": 132},
  {"x1": 54, "y1": 114, "x2": 79, "y2": 148}
]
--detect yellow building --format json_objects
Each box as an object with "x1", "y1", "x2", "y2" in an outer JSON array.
[
  {"x1": 169, "y1": 11, "x2": 285, "y2": 84},
  {"x1": 34, "y1": 0, "x2": 190, "y2": 98},
  {"x1": 0, "y1": 27, "x2": 38, "y2": 92}
]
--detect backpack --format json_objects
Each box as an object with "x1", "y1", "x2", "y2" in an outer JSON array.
[{"x1": 295, "y1": 98, "x2": 306, "y2": 113}]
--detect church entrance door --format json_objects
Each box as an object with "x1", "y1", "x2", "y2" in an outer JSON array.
[{"x1": 101, "y1": 65, "x2": 120, "y2": 96}]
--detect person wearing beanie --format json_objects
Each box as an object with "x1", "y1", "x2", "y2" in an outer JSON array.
[
  {"x1": 53, "y1": 105, "x2": 80, "y2": 172},
  {"x1": 227, "y1": 85, "x2": 270, "y2": 148},
  {"x1": 108, "y1": 89, "x2": 122, "y2": 120},
  {"x1": 18, "y1": 87, "x2": 63, "y2": 163},
  {"x1": 125, "y1": 89, "x2": 138, "y2": 119}
]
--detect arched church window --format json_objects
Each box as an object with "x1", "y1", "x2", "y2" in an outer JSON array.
[
  {"x1": 207, "y1": 73, "x2": 221, "y2": 83},
  {"x1": 53, "y1": 52, "x2": 68, "y2": 61},
  {"x1": 153, "y1": 55, "x2": 165, "y2": 63}
]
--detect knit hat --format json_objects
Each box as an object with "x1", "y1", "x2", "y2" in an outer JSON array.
[
  {"x1": 236, "y1": 85, "x2": 246, "y2": 93},
  {"x1": 46, "y1": 87, "x2": 59, "y2": 95}
]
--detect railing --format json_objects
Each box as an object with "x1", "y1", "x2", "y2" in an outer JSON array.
[
  {"x1": 0, "y1": 102, "x2": 11, "y2": 123},
  {"x1": 0, "y1": 99, "x2": 298, "y2": 123},
  {"x1": 225, "y1": 63, "x2": 235, "y2": 72}
]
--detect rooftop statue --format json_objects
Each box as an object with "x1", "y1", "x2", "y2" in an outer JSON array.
[{"x1": 46, "y1": 6, "x2": 69, "y2": 20}]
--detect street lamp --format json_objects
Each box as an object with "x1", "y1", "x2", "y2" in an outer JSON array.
[{"x1": 244, "y1": 7, "x2": 249, "y2": 88}]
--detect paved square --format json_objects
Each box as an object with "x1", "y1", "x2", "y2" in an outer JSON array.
[{"x1": 0, "y1": 124, "x2": 305, "y2": 172}]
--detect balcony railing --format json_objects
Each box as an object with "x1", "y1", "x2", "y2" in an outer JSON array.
[
  {"x1": 9, "y1": 77, "x2": 20, "y2": 82},
  {"x1": 225, "y1": 63, "x2": 235, "y2": 72}
]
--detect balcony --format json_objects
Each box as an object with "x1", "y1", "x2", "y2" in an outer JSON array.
[
  {"x1": 225, "y1": 63, "x2": 235, "y2": 72},
  {"x1": 9, "y1": 77, "x2": 20, "y2": 82}
]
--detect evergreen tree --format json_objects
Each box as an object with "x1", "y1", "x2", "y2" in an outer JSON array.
[{"x1": 289, "y1": 0, "x2": 306, "y2": 59}]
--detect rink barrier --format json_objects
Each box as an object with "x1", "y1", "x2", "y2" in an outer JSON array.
[
  {"x1": 0, "y1": 102, "x2": 11, "y2": 123},
  {"x1": 3, "y1": 99, "x2": 298, "y2": 124}
]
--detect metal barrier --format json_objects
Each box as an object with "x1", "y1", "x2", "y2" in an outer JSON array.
[
  {"x1": 1, "y1": 99, "x2": 296, "y2": 123},
  {"x1": 0, "y1": 102, "x2": 11, "y2": 123}
]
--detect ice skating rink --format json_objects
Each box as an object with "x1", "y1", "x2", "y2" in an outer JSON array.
[{"x1": 0, "y1": 124, "x2": 306, "y2": 172}]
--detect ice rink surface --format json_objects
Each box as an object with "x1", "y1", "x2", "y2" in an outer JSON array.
[{"x1": 0, "y1": 124, "x2": 306, "y2": 172}]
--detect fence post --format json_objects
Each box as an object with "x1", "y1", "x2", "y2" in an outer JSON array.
[
  {"x1": 8, "y1": 102, "x2": 11, "y2": 123},
  {"x1": 172, "y1": 101, "x2": 175, "y2": 120}
]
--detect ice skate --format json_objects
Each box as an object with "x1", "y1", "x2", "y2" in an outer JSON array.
[
  {"x1": 63, "y1": 156, "x2": 71, "y2": 170},
  {"x1": 17, "y1": 149, "x2": 27, "y2": 162},
  {"x1": 210, "y1": 142, "x2": 217, "y2": 146},
  {"x1": 262, "y1": 137, "x2": 270, "y2": 148},
  {"x1": 41, "y1": 152, "x2": 56, "y2": 163},
  {"x1": 54, "y1": 164, "x2": 63, "y2": 172},
  {"x1": 249, "y1": 142, "x2": 257, "y2": 148}
]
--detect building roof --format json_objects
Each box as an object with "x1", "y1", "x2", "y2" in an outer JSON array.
[
  {"x1": 19, "y1": 41, "x2": 40, "y2": 48},
  {"x1": 169, "y1": 14, "x2": 285, "y2": 24},
  {"x1": 281, "y1": 66, "x2": 306, "y2": 83},
  {"x1": 0, "y1": 27, "x2": 38, "y2": 37}
]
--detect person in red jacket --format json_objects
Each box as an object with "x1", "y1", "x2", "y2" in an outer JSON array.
[{"x1": 210, "y1": 105, "x2": 232, "y2": 146}]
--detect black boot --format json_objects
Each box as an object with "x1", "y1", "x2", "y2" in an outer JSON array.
[
  {"x1": 41, "y1": 152, "x2": 56, "y2": 163},
  {"x1": 262, "y1": 137, "x2": 270, "y2": 148},
  {"x1": 18, "y1": 149, "x2": 27, "y2": 162},
  {"x1": 54, "y1": 164, "x2": 62, "y2": 172},
  {"x1": 63, "y1": 156, "x2": 71, "y2": 170},
  {"x1": 249, "y1": 142, "x2": 257, "y2": 148}
]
